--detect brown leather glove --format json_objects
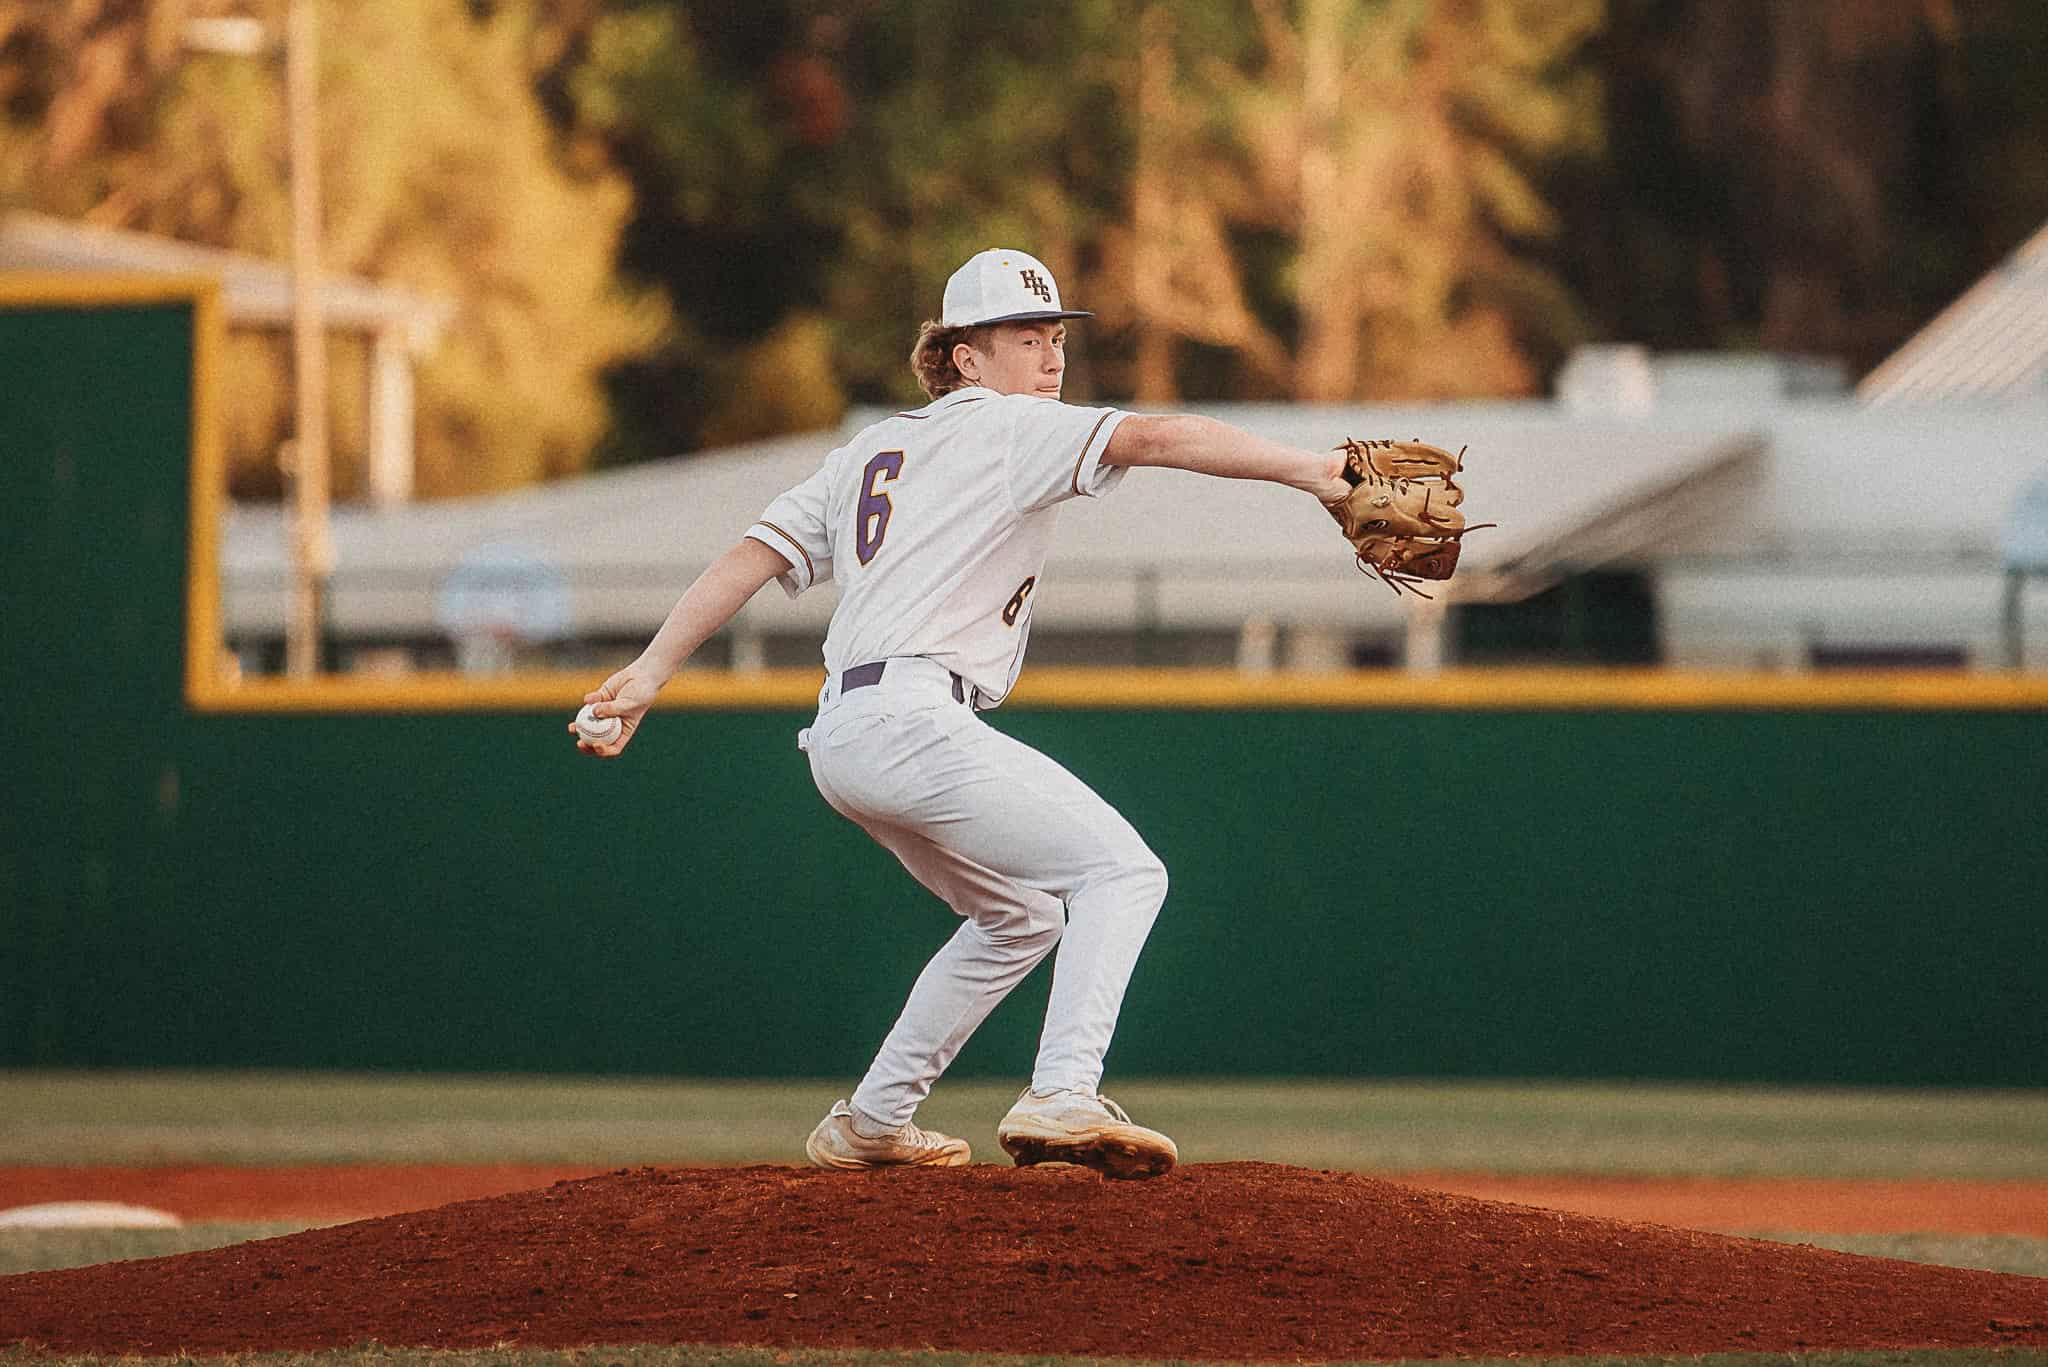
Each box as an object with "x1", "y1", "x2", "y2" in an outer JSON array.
[{"x1": 1322, "y1": 438, "x2": 1490, "y2": 596}]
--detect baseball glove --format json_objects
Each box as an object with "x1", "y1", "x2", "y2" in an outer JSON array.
[{"x1": 1323, "y1": 438, "x2": 1491, "y2": 597}]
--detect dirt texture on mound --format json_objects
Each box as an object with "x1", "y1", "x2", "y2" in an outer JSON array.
[
  {"x1": 2, "y1": 1162, "x2": 2044, "y2": 1361},
  {"x1": 7, "y1": 1164, "x2": 2045, "y2": 1235}
]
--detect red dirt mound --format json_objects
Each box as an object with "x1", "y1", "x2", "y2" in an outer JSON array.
[
  {"x1": 2, "y1": 1163, "x2": 2043, "y2": 1361},
  {"x1": 7, "y1": 1164, "x2": 2045, "y2": 1234}
]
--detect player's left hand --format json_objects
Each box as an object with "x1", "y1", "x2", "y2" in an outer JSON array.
[
  {"x1": 568, "y1": 667, "x2": 661, "y2": 758},
  {"x1": 1322, "y1": 438, "x2": 1493, "y2": 597}
]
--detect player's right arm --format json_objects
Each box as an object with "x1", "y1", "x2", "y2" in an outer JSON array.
[
  {"x1": 572, "y1": 537, "x2": 794, "y2": 756},
  {"x1": 575, "y1": 454, "x2": 834, "y2": 757},
  {"x1": 1104, "y1": 414, "x2": 1349, "y2": 502}
]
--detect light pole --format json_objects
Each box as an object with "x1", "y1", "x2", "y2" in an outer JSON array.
[
  {"x1": 184, "y1": 4, "x2": 330, "y2": 678},
  {"x1": 282, "y1": 0, "x2": 331, "y2": 677}
]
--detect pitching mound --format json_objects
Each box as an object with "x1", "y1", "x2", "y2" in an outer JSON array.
[{"x1": 2, "y1": 1162, "x2": 2044, "y2": 1360}]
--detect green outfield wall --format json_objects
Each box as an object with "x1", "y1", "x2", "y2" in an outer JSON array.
[{"x1": 6, "y1": 290, "x2": 2046, "y2": 1085}]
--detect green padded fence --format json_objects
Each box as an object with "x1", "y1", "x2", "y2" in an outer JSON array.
[
  {"x1": 4, "y1": 299, "x2": 195, "y2": 1069},
  {"x1": 5, "y1": 294, "x2": 2045, "y2": 1084}
]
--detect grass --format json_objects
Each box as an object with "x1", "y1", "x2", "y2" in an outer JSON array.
[
  {"x1": 4, "y1": 1072, "x2": 2047, "y2": 1178},
  {"x1": 1764, "y1": 1233, "x2": 2048, "y2": 1278}
]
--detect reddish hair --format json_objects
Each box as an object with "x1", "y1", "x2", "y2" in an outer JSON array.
[{"x1": 908, "y1": 320, "x2": 992, "y2": 399}]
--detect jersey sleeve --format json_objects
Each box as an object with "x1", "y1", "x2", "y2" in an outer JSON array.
[
  {"x1": 745, "y1": 462, "x2": 836, "y2": 599},
  {"x1": 1001, "y1": 396, "x2": 1130, "y2": 515}
]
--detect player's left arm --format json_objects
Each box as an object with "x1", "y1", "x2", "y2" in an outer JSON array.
[
  {"x1": 1103, "y1": 414, "x2": 1348, "y2": 501},
  {"x1": 570, "y1": 537, "x2": 791, "y2": 756}
]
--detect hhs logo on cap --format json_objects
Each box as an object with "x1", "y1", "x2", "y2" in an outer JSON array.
[{"x1": 942, "y1": 249, "x2": 1094, "y2": 328}]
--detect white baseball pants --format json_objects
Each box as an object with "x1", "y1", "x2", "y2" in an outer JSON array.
[{"x1": 799, "y1": 656, "x2": 1167, "y2": 1129}]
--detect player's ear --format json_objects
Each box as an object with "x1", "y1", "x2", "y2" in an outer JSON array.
[{"x1": 952, "y1": 340, "x2": 980, "y2": 383}]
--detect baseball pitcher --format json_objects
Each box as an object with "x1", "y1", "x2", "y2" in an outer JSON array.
[{"x1": 572, "y1": 248, "x2": 1476, "y2": 1179}]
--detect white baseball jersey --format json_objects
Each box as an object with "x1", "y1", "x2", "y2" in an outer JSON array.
[{"x1": 744, "y1": 386, "x2": 1128, "y2": 705}]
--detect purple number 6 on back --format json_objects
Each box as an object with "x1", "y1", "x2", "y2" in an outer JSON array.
[{"x1": 856, "y1": 451, "x2": 905, "y2": 565}]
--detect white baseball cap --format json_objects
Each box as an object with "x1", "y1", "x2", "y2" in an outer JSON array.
[{"x1": 941, "y1": 248, "x2": 1093, "y2": 327}]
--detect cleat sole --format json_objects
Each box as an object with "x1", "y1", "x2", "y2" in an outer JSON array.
[
  {"x1": 805, "y1": 1134, "x2": 971, "y2": 1171},
  {"x1": 1001, "y1": 1133, "x2": 1176, "y2": 1180}
]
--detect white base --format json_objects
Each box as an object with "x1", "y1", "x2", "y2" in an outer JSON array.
[{"x1": 0, "y1": 1201, "x2": 184, "y2": 1229}]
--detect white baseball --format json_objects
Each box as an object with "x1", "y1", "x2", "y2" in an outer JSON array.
[{"x1": 575, "y1": 702, "x2": 622, "y2": 745}]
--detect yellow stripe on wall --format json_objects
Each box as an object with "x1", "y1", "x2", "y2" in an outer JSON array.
[
  {"x1": 1015, "y1": 667, "x2": 2048, "y2": 710},
  {"x1": 190, "y1": 666, "x2": 2048, "y2": 713},
  {"x1": 0, "y1": 272, "x2": 222, "y2": 309},
  {"x1": 185, "y1": 282, "x2": 228, "y2": 703}
]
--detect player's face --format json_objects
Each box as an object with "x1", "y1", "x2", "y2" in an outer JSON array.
[{"x1": 958, "y1": 322, "x2": 1067, "y2": 399}]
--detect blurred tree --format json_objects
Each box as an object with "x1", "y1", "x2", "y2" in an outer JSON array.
[
  {"x1": 818, "y1": 0, "x2": 1135, "y2": 405},
  {"x1": 545, "y1": 1, "x2": 1605, "y2": 446},
  {"x1": 1122, "y1": 0, "x2": 1602, "y2": 402},
  {"x1": 558, "y1": 1, "x2": 1136, "y2": 436},
  {"x1": 1553, "y1": 0, "x2": 2048, "y2": 372},
  {"x1": 560, "y1": 2, "x2": 854, "y2": 451},
  {"x1": 489, "y1": 0, "x2": 2048, "y2": 434},
  {"x1": 1120, "y1": 4, "x2": 1292, "y2": 402},
  {"x1": 27, "y1": 0, "x2": 2018, "y2": 469},
  {"x1": 799, "y1": 0, "x2": 1599, "y2": 406},
  {"x1": 0, "y1": 2, "x2": 187, "y2": 194},
  {"x1": 1953, "y1": 5, "x2": 2048, "y2": 264},
  {"x1": 0, "y1": 0, "x2": 661, "y2": 498}
]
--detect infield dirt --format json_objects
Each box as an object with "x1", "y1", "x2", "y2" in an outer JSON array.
[{"x1": 2, "y1": 1162, "x2": 2045, "y2": 1360}]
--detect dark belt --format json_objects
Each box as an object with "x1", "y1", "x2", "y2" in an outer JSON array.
[{"x1": 840, "y1": 659, "x2": 976, "y2": 706}]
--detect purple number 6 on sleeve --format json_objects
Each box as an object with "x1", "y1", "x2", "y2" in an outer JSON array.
[{"x1": 856, "y1": 450, "x2": 906, "y2": 565}]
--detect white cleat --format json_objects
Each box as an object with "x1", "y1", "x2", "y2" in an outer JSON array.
[
  {"x1": 804, "y1": 1099, "x2": 972, "y2": 1170},
  {"x1": 997, "y1": 1087, "x2": 1178, "y2": 1180}
]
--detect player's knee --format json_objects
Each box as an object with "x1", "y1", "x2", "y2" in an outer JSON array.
[
  {"x1": 984, "y1": 902, "x2": 1063, "y2": 951},
  {"x1": 1022, "y1": 915, "x2": 1064, "y2": 954},
  {"x1": 1068, "y1": 848, "x2": 1167, "y2": 920},
  {"x1": 1023, "y1": 904, "x2": 1066, "y2": 948},
  {"x1": 1122, "y1": 851, "x2": 1169, "y2": 914}
]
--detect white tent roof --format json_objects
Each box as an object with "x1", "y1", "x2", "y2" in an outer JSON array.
[
  {"x1": 1859, "y1": 221, "x2": 2048, "y2": 405},
  {"x1": 222, "y1": 404, "x2": 1763, "y2": 638}
]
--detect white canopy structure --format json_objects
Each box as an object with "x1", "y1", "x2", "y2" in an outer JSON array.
[
  {"x1": 224, "y1": 393, "x2": 1982, "y2": 672},
  {"x1": 218, "y1": 390, "x2": 2048, "y2": 672},
  {"x1": 221, "y1": 407, "x2": 1755, "y2": 642},
  {"x1": 1859, "y1": 220, "x2": 2048, "y2": 405}
]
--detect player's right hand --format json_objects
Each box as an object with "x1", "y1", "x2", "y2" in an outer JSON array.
[{"x1": 569, "y1": 667, "x2": 661, "y2": 758}]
